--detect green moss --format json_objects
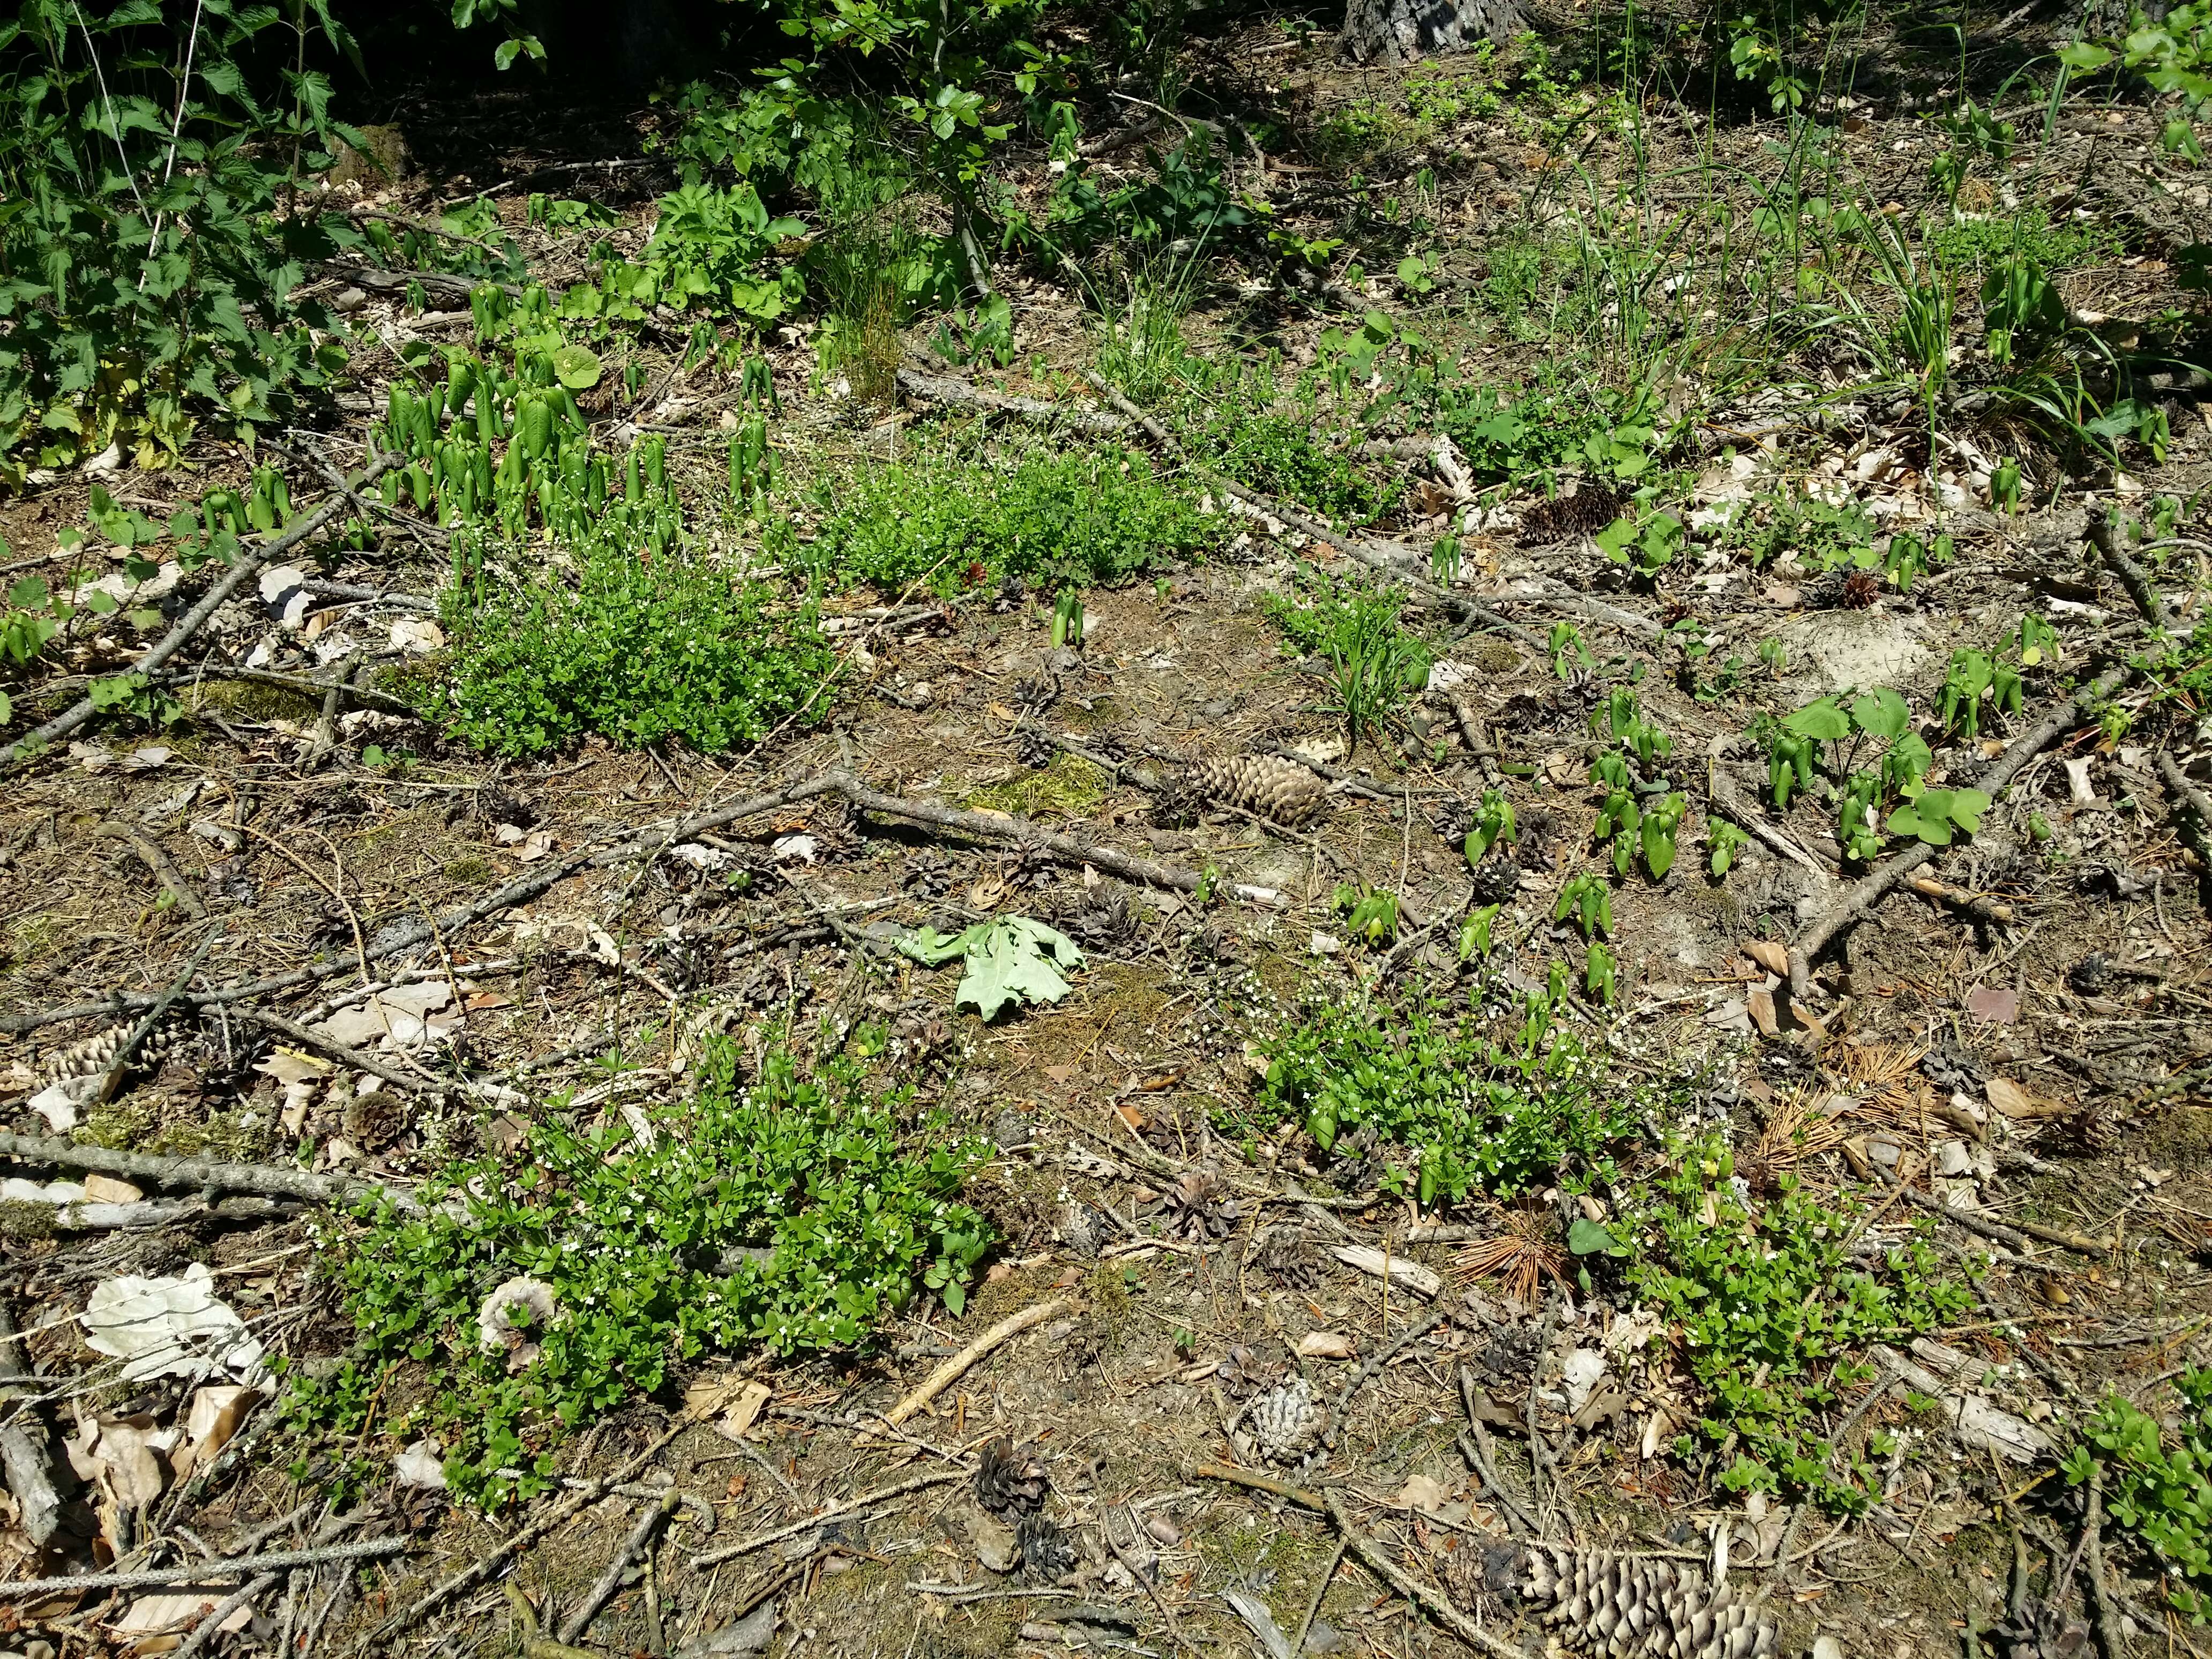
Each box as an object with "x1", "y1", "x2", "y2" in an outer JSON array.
[
  {"x1": 443, "y1": 856, "x2": 495, "y2": 886},
  {"x1": 964, "y1": 752, "x2": 1110, "y2": 819}
]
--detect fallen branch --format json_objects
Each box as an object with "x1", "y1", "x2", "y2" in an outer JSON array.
[
  {"x1": 1322, "y1": 1489, "x2": 1522, "y2": 1659},
  {"x1": 896, "y1": 367, "x2": 1130, "y2": 435},
  {"x1": 1, "y1": 452, "x2": 396, "y2": 773},
  {"x1": 558, "y1": 1487, "x2": 678, "y2": 1645},
  {"x1": 834, "y1": 776, "x2": 1204, "y2": 894},
  {"x1": 2158, "y1": 752, "x2": 2212, "y2": 842},
  {"x1": 1703, "y1": 774, "x2": 1831, "y2": 882},
  {"x1": 883, "y1": 1297, "x2": 1072, "y2": 1425},
  {"x1": 0, "y1": 1131, "x2": 414, "y2": 1214},
  {"x1": 2, "y1": 1535, "x2": 410, "y2": 1596},
  {"x1": 1894, "y1": 1182, "x2": 2113, "y2": 1258},
  {"x1": 174, "y1": 1508, "x2": 377, "y2": 1659},
  {"x1": 1194, "y1": 1463, "x2": 1326, "y2": 1511},
  {"x1": 1907, "y1": 875, "x2": 2015, "y2": 925},
  {"x1": 95, "y1": 824, "x2": 207, "y2": 920},
  {"x1": 1789, "y1": 662, "x2": 2129, "y2": 998},
  {"x1": 1327, "y1": 1300, "x2": 1454, "y2": 1439},
  {"x1": 227, "y1": 1005, "x2": 461, "y2": 1098},
  {"x1": 689, "y1": 1469, "x2": 963, "y2": 1568},
  {"x1": 0, "y1": 1298, "x2": 66, "y2": 1547},
  {"x1": 2083, "y1": 1460, "x2": 2125, "y2": 1659}
]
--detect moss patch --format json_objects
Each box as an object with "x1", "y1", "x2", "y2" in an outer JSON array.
[{"x1": 964, "y1": 752, "x2": 1110, "y2": 819}]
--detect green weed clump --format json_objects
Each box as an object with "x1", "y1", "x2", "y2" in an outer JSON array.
[
  {"x1": 1191, "y1": 409, "x2": 1385, "y2": 527},
  {"x1": 293, "y1": 1041, "x2": 993, "y2": 1507},
  {"x1": 802, "y1": 447, "x2": 1223, "y2": 595},
  {"x1": 1246, "y1": 993, "x2": 1639, "y2": 1206},
  {"x1": 2065, "y1": 1369, "x2": 2212, "y2": 1621},
  {"x1": 417, "y1": 544, "x2": 833, "y2": 757},
  {"x1": 1623, "y1": 1141, "x2": 1969, "y2": 1512},
  {"x1": 1261, "y1": 572, "x2": 1432, "y2": 743}
]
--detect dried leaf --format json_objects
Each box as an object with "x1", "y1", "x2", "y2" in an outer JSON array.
[
  {"x1": 1742, "y1": 939, "x2": 1789, "y2": 977},
  {"x1": 1393, "y1": 1473, "x2": 1453, "y2": 1514},
  {"x1": 1297, "y1": 1330, "x2": 1357, "y2": 1359},
  {"x1": 1745, "y1": 988, "x2": 1779, "y2": 1037},
  {"x1": 1965, "y1": 985, "x2": 2020, "y2": 1025}
]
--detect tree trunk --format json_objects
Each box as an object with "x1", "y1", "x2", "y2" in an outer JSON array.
[{"x1": 1339, "y1": 0, "x2": 1527, "y2": 64}]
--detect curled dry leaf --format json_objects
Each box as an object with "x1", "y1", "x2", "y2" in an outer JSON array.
[
  {"x1": 1742, "y1": 939, "x2": 1789, "y2": 977},
  {"x1": 1297, "y1": 1330, "x2": 1357, "y2": 1359}
]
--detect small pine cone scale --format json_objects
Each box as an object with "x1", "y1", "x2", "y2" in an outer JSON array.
[
  {"x1": 38, "y1": 1014, "x2": 196, "y2": 1087},
  {"x1": 1183, "y1": 754, "x2": 1324, "y2": 826}
]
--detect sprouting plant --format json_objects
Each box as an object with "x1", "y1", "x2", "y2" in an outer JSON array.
[
  {"x1": 2014, "y1": 612, "x2": 2060, "y2": 667},
  {"x1": 728, "y1": 414, "x2": 775, "y2": 511},
  {"x1": 1549, "y1": 621, "x2": 1593, "y2": 679},
  {"x1": 1888, "y1": 786, "x2": 1991, "y2": 847},
  {"x1": 1334, "y1": 883, "x2": 1400, "y2": 944},
  {"x1": 1430, "y1": 533, "x2": 1462, "y2": 587},
  {"x1": 1991, "y1": 457, "x2": 2023, "y2": 513},
  {"x1": 2062, "y1": 1367, "x2": 2212, "y2": 1622},
  {"x1": 1591, "y1": 769, "x2": 1641, "y2": 877},
  {"x1": 1639, "y1": 792, "x2": 1686, "y2": 879},
  {"x1": 1593, "y1": 688, "x2": 1671, "y2": 768},
  {"x1": 1051, "y1": 589, "x2": 1086, "y2": 648},
  {"x1": 1939, "y1": 649, "x2": 2020, "y2": 738},
  {"x1": 1708, "y1": 819, "x2": 1751, "y2": 878},
  {"x1": 1465, "y1": 788, "x2": 1517, "y2": 865},
  {"x1": 1459, "y1": 903, "x2": 1503, "y2": 961},
  {"x1": 1837, "y1": 771, "x2": 1884, "y2": 862},
  {"x1": 1756, "y1": 637, "x2": 1788, "y2": 675},
  {"x1": 1556, "y1": 872, "x2": 1613, "y2": 939},
  {"x1": 1595, "y1": 507, "x2": 1685, "y2": 579},
  {"x1": 1585, "y1": 941, "x2": 1617, "y2": 1003}
]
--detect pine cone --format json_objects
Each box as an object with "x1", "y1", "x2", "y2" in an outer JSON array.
[
  {"x1": 902, "y1": 852, "x2": 952, "y2": 899},
  {"x1": 1259, "y1": 1228, "x2": 1320, "y2": 1290},
  {"x1": 1160, "y1": 1169, "x2": 1236, "y2": 1244},
  {"x1": 1468, "y1": 855, "x2": 1521, "y2": 907},
  {"x1": 1216, "y1": 1343, "x2": 1285, "y2": 1401},
  {"x1": 1013, "y1": 674, "x2": 1059, "y2": 714},
  {"x1": 1016, "y1": 727, "x2": 1056, "y2": 769},
  {"x1": 343, "y1": 1088, "x2": 412, "y2": 1153},
  {"x1": 1061, "y1": 1201, "x2": 1109, "y2": 1259},
  {"x1": 1518, "y1": 485, "x2": 1625, "y2": 545},
  {"x1": 1516, "y1": 1545, "x2": 1778, "y2": 1659},
  {"x1": 1242, "y1": 1376, "x2": 1325, "y2": 1464},
  {"x1": 1183, "y1": 754, "x2": 1324, "y2": 826},
  {"x1": 1068, "y1": 888, "x2": 1135, "y2": 951},
  {"x1": 1148, "y1": 771, "x2": 1201, "y2": 830},
  {"x1": 38, "y1": 1014, "x2": 197, "y2": 1087},
  {"x1": 975, "y1": 1437, "x2": 1049, "y2": 1518},
  {"x1": 1015, "y1": 1513, "x2": 1075, "y2": 1582}
]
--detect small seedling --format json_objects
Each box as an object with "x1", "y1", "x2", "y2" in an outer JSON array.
[
  {"x1": 1430, "y1": 533, "x2": 1461, "y2": 587},
  {"x1": 1556, "y1": 872, "x2": 1613, "y2": 939},
  {"x1": 1549, "y1": 622, "x2": 1593, "y2": 680},
  {"x1": 1991, "y1": 457, "x2": 2023, "y2": 513},
  {"x1": 1051, "y1": 590, "x2": 1086, "y2": 648},
  {"x1": 1888, "y1": 786, "x2": 1991, "y2": 847},
  {"x1": 1464, "y1": 788, "x2": 1516, "y2": 865},
  {"x1": 1458, "y1": 903, "x2": 1503, "y2": 960},
  {"x1": 1334, "y1": 882, "x2": 1400, "y2": 944},
  {"x1": 1708, "y1": 819, "x2": 1751, "y2": 877},
  {"x1": 1639, "y1": 792, "x2": 1686, "y2": 879},
  {"x1": 1595, "y1": 509, "x2": 1685, "y2": 578},
  {"x1": 1585, "y1": 940, "x2": 1617, "y2": 1003}
]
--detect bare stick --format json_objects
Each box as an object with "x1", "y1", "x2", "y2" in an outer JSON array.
[
  {"x1": 1328, "y1": 1301, "x2": 1453, "y2": 1438},
  {"x1": 2083, "y1": 1461, "x2": 2124, "y2": 1659},
  {"x1": 227, "y1": 1005, "x2": 452, "y2": 1097},
  {"x1": 1193, "y1": 1463, "x2": 1326, "y2": 1511},
  {"x1": 0, "y1": 1130, "x2": 413, "y2": 1213},
  {"x1": 175, "y1": 1509, "x2": 376, "y2": 1659},
  {"x1": 558, "y1": 1487, "x2": 678, "y2": 1645},
  {"x1": 1291, "y1": 1538, "x2": 1346, "y2": 1657},
  {"x1": 882, "y1": 1297, "x2": 1072, "y2": 1425},
  {"x1": 896, "y1": 368, "x2": 1130, "y2": 435},
  {"x1": 0, "y1": 1297, "x2": 67, "y2": 1546},
  {"x1": 2, "y1": 1535, "x2": 409, "y2": 1596},
  {"x1": 1322, "y1": 1490, "x2": 1522, "y2": 1659},
  {"x1": 1, "y1": 452, "x2": 395, "y2": 772},
  {"x1": 1789, "y1": 662, "x2": 2128, "y2": 998},
  {"x1": 95, "y1": 823, "x2": 208, "y2": 920},
  {"x1": 833, "y1": 780, "x2": 1203, "y2": 894},
  {"x1": 690, "y1": 1469, "x2": 963, "y2": 1569}
]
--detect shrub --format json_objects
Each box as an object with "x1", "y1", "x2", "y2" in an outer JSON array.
[
  {"x1": 801, "y1": 447, "x2": 1223, "y2": 595},
  {"x1": 2065, "y1": 1369, "x2": 2212, "y2": 1621},
  {"x1": 295, "y1": 1041, "x2": 994, "y2": 1506},
  {"x1": 417, "y1": 541, "x2": 834, "y2": 757}
]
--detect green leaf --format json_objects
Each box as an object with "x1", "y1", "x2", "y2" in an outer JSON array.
[
  {"x1": 2057, "y1": 40, "x2": 2113, "y2": 70},
  {"x1": 1850, "y1": 688, "x2": 1910, "y2": 741},
  {"x1": 1567, "y1": 1216, "x2": 1623, "y2": 1257},
  {"x1": 893, "y1": 923, "x2": 987, "y2": 967},
  {"x1": 1782, "y1": 698, "x2": 1851, "y2": 743},
  {"x1": 551, "y1": 343, "x2": 602, "y2": 390}
]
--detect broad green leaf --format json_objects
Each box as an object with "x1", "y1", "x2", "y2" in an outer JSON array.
[
  {"x1": 551, "y1": 343, "x2": 601, "y2": 391},
  {"x1": 1850, "y1": 688, "x2": 1910, "y2": 741},
  {"x1": 1782, "y1": 698, "x2": 1851, "y2": 742}
]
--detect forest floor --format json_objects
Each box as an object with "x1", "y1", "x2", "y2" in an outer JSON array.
[{"x1": 6, "y1": 9, "x2": 2212, "y2": 1659}]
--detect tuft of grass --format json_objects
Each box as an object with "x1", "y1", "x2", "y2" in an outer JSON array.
[
  {"x1": 1262, "y1": 572, "x2": 1431, "y2": 746},
  {"x1": 801, "y1": 446, "x2": 1224, "y2": 596},
  {"x1": 289, "y1": 1039, "x2": 994, "y2": 1508},
  {"x1": 416, "y1": 544, "x2": 835, "y2": 758}
]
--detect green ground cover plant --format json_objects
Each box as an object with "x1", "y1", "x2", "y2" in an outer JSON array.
[
  {"x1": 1262, "y1": 572, "x2": 1433, "y2": 743},
  {"x1": 1623, "y1": 1139, "x2": 1970, "y2": 1512},
  {"x1": 2065, "y1": 1368, "x2": 2212, "y2": 1621},
  {"x1": 801, "y1": 446, "x2": 1223, "y2": 595},
  {"x1": 1245, "y1": 992, "x2": 1640, "y2": 1205},
  {"x1": 290, "y1": 1039, "x2": 993, "y2": 1507}
]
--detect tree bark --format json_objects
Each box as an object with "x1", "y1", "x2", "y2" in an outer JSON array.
[{"x1": 1340, "y1": 0, "x2": 1528, "y2": 64}]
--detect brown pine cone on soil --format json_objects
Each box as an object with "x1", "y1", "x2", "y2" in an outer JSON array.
[
  {"x1": 1258, "y1": 1227, "x2": 1321, "y2": 1290},
  {"x1": 1183, "y1": 754, "x2": 1324, "y2": 826},
  {"x1": 1497, "y1": 1544, "x2": 1778, "y2": 1659},
  {"x1": 1517, "y1": 485, "x2": 1625, "y2": 545},
  {"x1": 974, "y1": 1437, "x2": 1049, "y2": 1518}
]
